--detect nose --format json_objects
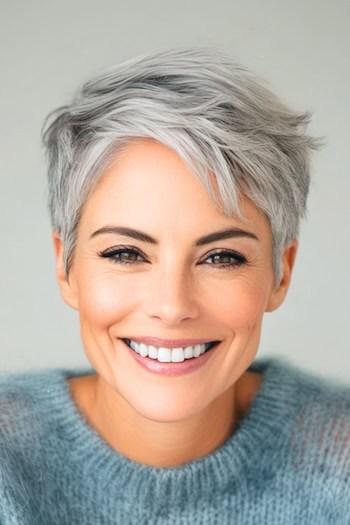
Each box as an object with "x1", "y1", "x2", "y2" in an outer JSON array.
[{"x1": 146, "y1": 264, "x2": 199, "y2": 326}]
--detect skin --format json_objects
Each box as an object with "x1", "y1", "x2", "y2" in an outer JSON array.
[{"x1": 53, "y1": 138, "x2": 298, "y2": 468}]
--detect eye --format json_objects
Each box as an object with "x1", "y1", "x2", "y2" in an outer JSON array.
[
  {"x1": 201, "y1": 250, "x2": 247, "y2": 270},
  {"x1": 98, "y1": 246, "x2": 146, "y2": 266}
]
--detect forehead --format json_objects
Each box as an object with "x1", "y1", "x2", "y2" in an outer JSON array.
[{"x1": 83, "y1": 138, "x2": 271, "y2": 238}]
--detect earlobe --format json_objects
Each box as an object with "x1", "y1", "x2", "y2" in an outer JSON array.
[
  {"x1": 265, "y1": 240, "x2": 298, "y2": 313},
  {"x1": 52, "y1": 232, "x2": 79, "y2": 310}
]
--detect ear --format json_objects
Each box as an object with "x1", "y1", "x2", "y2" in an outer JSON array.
[
  {"x1": 52, "y1": 232, "x2": 78, "y2": 310},
  {"x1": 265, "y1": 239, "x2": 298, "y2": 312}
]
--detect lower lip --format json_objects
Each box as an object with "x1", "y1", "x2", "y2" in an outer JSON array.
[{"x1": 122, "y1": 340, "x2": 219, "y2": 377}]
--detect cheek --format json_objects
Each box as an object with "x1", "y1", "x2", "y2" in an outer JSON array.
[
  {"x1": 76, "y1": 272, "x2": 136, "y2": 328},
  {"x1": 211, "y1": 280, "x2": 268, "y2": 333}
]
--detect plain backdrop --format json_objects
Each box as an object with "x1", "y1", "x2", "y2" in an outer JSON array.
[{"x1": 0, "y1": 0, "x2": 349, "y2": 382}]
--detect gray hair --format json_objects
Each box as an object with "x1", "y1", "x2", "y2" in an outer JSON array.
[{"x1": 42, "y1": 46, "x2": 322, "y2": 288}]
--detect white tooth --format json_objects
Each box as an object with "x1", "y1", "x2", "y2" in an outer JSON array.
[
  {"x1": 184, "y1": 346, "x2": 194, "y2": 359},
  {"x1": 139, "y1": 343, "x2": 148, "y2": 357},
  {"x1": 171, "y1": 348, "x2": 185, "y2": 362},
  {"x1": 135, "y1": 343, "x2": 142, "y2": 354},
  {"x1": 148, "y1": 345, "x2": 158, "y2": 359},
  {"x1": 129, "y1": 340, "x2": 139, "y2": 352},
  {"x1": 127, "y1": 340, "x2": 210, "y2": 362},
  {"x1": 193, "y1": 344, "x2": 201, "y2": 357},
  {"x1": 158, "y1": 347, "x2": 172, "y2": 362}
]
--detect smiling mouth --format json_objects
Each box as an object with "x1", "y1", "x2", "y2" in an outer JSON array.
[{"x1": 122, "y1": 338, "x2": 220, "y2": 362}]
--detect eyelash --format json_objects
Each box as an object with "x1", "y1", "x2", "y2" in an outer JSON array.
[{"x1": 98, "y1": 246, "x2": 248, "y2": 270}]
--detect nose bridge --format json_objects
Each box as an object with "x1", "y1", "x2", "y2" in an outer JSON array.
[{"x1": 148, "y1": 254, "x2": 198, "y2": 324}]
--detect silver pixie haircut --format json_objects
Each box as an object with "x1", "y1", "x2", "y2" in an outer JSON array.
[{"x1": 42, "y1": 46, "x2": 322, "y2": 287}]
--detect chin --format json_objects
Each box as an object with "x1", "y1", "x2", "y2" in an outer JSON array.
[{"x1": 125, "y1": 390, "x2": 210, "y2": 424}]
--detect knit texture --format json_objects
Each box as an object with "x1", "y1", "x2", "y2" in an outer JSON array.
[{"x1": 0, "y1": 355, "x2": 349, "y2": 525}]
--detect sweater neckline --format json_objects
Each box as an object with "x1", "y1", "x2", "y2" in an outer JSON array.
[{"x1": 47, "y1": 355, "x2": 301, "y2": 507}]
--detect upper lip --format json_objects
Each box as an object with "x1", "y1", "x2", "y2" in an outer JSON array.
[{"x1": 122, "y1": 336, "x2": 220, "y2": 348}]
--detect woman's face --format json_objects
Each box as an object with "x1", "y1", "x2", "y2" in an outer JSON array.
[{"x1": 55, "y1": 138, "x2": 297, "y2": 422}]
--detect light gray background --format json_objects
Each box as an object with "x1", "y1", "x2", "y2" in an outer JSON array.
[{"x1": 1, "y1": 0, "x2": 349, "y2": 382}]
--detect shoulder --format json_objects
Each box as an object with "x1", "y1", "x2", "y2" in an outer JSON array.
[
  {"x1": 0, "y1": 369, "x2": 62, "y2": 513},
  {"x1": 0, "y1": 365, "x2": 95, "y2": 449},
  {"x1": 0, "y1": 366, "x2": 93, "y2": 460},
  {"x1": 262, "y1": 355, "x2": 350, "y2": 407},
  {"x1": 253, "y1": 356, "x2": 350, "y2": 465},
  {"x1": 0, "y1": 367, "x2": 93, "y2": 519},
  {"x1": 0, "y1": 366, "x2": 93, "y2": 441},
  {"x1": 0, "y1": 368, "x2": 50, "y2": 427},
  {"x1": 0, "y1": 368, "x2": 70, "y2": 475},
  {"x1": 272, "y1": 357, "x2": 350, "y2": 448},
  {"x1": 260, "y1": 357, "x2": 350, "y2": 516},
  {"x1": 282, "y1": 361, "x2": 350, "y2": 496},
  {"x1": 288, "y1": 360, "x2": 350, "y2": 423},
  {"x1": 0, "y1": 368, "x2": 61, "y2": 433},
  {"x1": 257, "y1": 356, "x2": 350, "y2": 452},
  {"x1": 0, "y1": 367, "x2": 93, "y2": 515}
]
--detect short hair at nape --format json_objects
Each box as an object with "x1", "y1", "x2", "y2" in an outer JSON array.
[{"x1": 42, "y1": 46, "x2": 323, "y2": 288}]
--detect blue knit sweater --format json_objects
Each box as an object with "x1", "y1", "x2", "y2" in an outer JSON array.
[{"x1": 0, "y1": 356, "x2": 349, "y2": 525}]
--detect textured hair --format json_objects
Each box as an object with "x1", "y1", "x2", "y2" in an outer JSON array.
[{"x1": 42, "y1": 46, "x2": 322, "y2": 288}]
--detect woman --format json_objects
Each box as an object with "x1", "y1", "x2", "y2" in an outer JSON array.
[{"x1": 1, "y1": 46, "x2": 349, "y2": 524}]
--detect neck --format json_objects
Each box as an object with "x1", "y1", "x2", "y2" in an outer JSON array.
[{"x1": 68, "y1": 371, "x2": 261, "y2": 468}]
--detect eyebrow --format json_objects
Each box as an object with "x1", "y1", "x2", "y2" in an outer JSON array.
[{"x1": 90, "y1": 225, "x2": 259, "y2": 245}]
